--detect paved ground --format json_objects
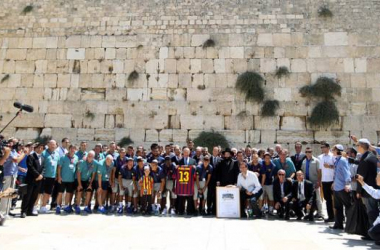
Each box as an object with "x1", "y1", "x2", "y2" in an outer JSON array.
[{"x1": 0, "y1": 207, "x2": 378, "y2": 250}]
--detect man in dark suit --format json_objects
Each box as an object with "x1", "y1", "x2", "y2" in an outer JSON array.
[
  {"x1": 207, "y1": 146, "x2": 221, "y2": 215},
  {"x1": 291, "y1": 142, "x2": 306, "y2": 172},
  {"x1": 291, "y1": 170, "x2": 316, "y2": 221},
  {"x1": 20, "y1": 143, "x2": 45, "y2": 218},
  {"x1": 273, "y1": 169, "x2": 293, "y2": 220},
  {"x1": 356, "y1": 138, "x2": 379, "y2": 228},
  {"x1": 176, "y1": 147, "x2": 196, "y2": 215},
  {"x1": 216, "y1": 148, "x2": 239, "y2": 187}
]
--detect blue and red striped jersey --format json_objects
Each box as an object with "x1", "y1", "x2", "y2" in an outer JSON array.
[{"x1": 174, "y1": 165, "x2": 196, "y2": 196}]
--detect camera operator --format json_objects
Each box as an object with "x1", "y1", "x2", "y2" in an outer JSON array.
[
  {"x1": 0, "y1": 142, "x2": 11, "y2": 189},
  {"x1": 357, "y1": 174, "x2": 380, "y2": 246},
  {"x1": 0, "y1": 138, "x2": 26, "y2": 217}
]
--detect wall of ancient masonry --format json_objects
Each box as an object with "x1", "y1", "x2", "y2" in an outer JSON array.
[{"x1": 0, "y1": 0, "x2": 380, "y2": 151}]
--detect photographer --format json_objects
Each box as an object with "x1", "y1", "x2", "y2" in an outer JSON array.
[
  {"x1": 0, "y1": 138, "x2": 26, "y2": 216},
  {"x1": 357, "y1": 174, "x2": 380, "y2": 246}
]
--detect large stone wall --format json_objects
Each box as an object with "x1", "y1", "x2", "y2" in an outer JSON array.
[{"x1": 0, "y1": 0, "x2": 380, "y2": 150}]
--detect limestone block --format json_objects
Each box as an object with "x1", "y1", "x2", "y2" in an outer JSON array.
[
  {"x1": 314, "y1": 131, "x2": 350, "y2": 144},
  {"x1": 45, "y1": 114, "x2": 72, "y2": 128},
  {"x1": 324, "y1": 32, "x2": 348, "y2": 46},
  {"x1": 95, "y1": 129, "x2": 115, "y2": 141},
  {"x1": 290, "y1": 59, "x2": 307, "y2": 72},
  {"x1": 6, "y1": 49, "x2": 27, "y2": 60},
  {"x1": 51, "y1": 128, "x2": 78, "y2": 141},
  {"x1": 188, "y1": 130, "x2": 203, "y2": 140},
  {"x1": 146, "y1": 59, "x2": 159, "y2": 74},
  {"x1": 176, "y1": 59, "x2": 190, "y2": 73},
  {"x1": 173, "y1": 129, "x2": 188, "y2": 142},
  {"x1": 39, "y1": 128, "x2": 52, "y2": 137},
  {"x1": 159, "y1": 129, "x2": 173, "y2": 142},
  {"x1": 183, "y1": 47, "x2": 195, "y2": 59},
  {"x1": 260, "y1": 130, "x2": 276, "y2": 144},
  {"x1": 168, "y1": 88, "x2": 186, "y2": 101},
  {"x1": 201, "y1": 59, "x2": 214, "y2": 73},
  {"x1": 355, "y1": 58, "x2": 367, "y2": 73},
  {"x1": 276, "y1": 130, "x2": 313, "y2": 144},
  {"x1": 260, "y1": 58, "x2": 276, "y2": 72},
  {"x1": 115, "y1": 128, "x2": 130, "y2": 141},
  {"x1": 191, "y1": 34, "x2": 210, "y2": 47},
  {"x1": 204, "y1": 116, "x2": 224, "y2": 130},
  {"x1": 150, "y1": 88, "x2": 167, "y2": 100},
  {"x1": 14, "y1": 128, "x2": 40, "y2": 141},
  {"x1": 220, "y1": 130, "x2": 246, "y2": 143},
  {"x1": 106, "y1": 88, "x2": 126, "y2": 101},
  {"x1": 257, "y1": 33, "x2": 273, "y2": 46},
  {"x1": 342, "y1": 116, "x2": 363, "y2": 131},
  {"x1": 187, "y1": 88, "x2": 212, "y2": 102},
  {"x1": 67, "y1": 48, "x2": 85, "y2": 60},
  {"x1": 146, "y1": 129, "x2": 159, "y2": 142},
  {"x1": 77, "y1": 128, "x2": 95, "y2": 141},
  {"x1": 190, "y1": 59, "x2": 202, "y2": 73},
  {"x1": 273, "y1": 33, "x2": 291, "y2": 46},
  {"x1": 281, "y1": 116, "x2": 306, "y2": 131},
  {"x1": 254, "y1": 116, "x2": 280, "y2": 130},
  {"x1": 225, "y1": 115, "x2": 254, "y2": 130},
  {"x1": 248, "y1": 130, "x2": 261, "y2": 144},
  {"x1": 32, "y1": 37, "x2": 47, "y2": 48},
  {"x1": 165, "y1": 59, "x2": 176, "y2": 73},
  {"x1": 230, "y1": 47, "x2": 244, "y2": 59},
  {"x1": 128, "y1": 128, "x2": 145, "y2": 143},
  {"x1": 15, "y1": 61, "x2": 34, "y2": 73},
  {"x1": 180, "y1": 115, "x2": 204, "y2": 129},
  {"x1": 361, "y1": 130, "x2": 378, "y2": 144},
  {"x1": 127, "y1": 88, "x2": 148, "y2": 101},
  {"x1": 274, "y1": 88, "x2": 292, "y2": 101}
]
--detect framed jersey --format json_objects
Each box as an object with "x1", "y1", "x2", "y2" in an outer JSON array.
[
  {"x1": 175, "y1": 165, "x2": 195, "y2": 196},
  {"x1": 216, "y1": 187, "x2": 240, "y2": 218}
]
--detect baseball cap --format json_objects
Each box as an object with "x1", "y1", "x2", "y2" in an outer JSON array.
[
  {"x1": 144, "y1": 166, "x2": 150, "y2": 170},
  {"x1": 137, "y1": 156, "x2": 143, "y2": 162},
  {"x1": 203, "y1": 155, "x2": 210, "y2": 160}
]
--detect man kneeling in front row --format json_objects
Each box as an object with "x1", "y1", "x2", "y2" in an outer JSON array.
[{"x1": 230, "y1": 161, "x2": 263, "y2": 218}]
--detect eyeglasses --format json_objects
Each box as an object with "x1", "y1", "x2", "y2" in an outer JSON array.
[{"x1": 278, "y1": 174, "x2": 285, "y2": 176}]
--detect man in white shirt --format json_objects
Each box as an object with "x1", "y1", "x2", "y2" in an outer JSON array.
[
  {"x1": 357, "y1": 173, "x2": 380, "y2": 245},
  {"x1": 318, "y1": 142, "x2": 335, "y2": 222},
  {"x1": 234, "y1": 161, "x2": 263, "y2": 218},
  {"x1": 57, "y1": 138, "x2": 70, "y2": 158}
]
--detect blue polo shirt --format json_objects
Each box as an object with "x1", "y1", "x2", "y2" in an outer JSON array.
[
  {"x1": 97, "y1": 159, "x2": 114, "y2": 182},
  {"x1": 196, "y1": 164, "x2": 213, "y2": 181},
  {"x1": 119, "y1": 165, "x2": 135, "y2": 180},
  {"x1": 3, "y1": 149, "x2": 19, "y2": 177},
  {"x1": 59, "y1": 154, "x2": 79, "y2": 182},
  {"x1": 273, "y1": 158, "x2": 296, "y2": 178},
  {"x1": 150, "y1": 166, "x2": 165, "y2": 183},
  {"x1": 17, "y1": 155, "x2": 28, "y2": 177},
  {"x1": 333, "y1": 156, "x2": 351, "y2": 191},
  {"x1": 77, "y1": 160, "x2": 97, "y2": 182},
  {"x1": 41, "y1": 149, "x2": 60, "y2": 178},
  {"x1": 260, "y1": 161, "x2": 275, "y2": 185}
]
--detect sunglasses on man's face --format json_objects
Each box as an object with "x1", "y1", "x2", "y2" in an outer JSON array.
[
  {"x1": 305, "y1": 151, "x2": 312, "y2": 153},
  {"x1": 278, "y1": 174, "x2": 285, "y2": 176}
]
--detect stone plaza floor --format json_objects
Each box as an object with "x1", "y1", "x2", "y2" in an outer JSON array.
[{"x1": 0, "y1": 207, "x2": 378, "y2": 250}]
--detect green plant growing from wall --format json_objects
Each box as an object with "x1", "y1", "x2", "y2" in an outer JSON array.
[
  {"x1": 193, "y1": 131, "x2": 230, "y2": 150},
  {"x1": 275, "y1": 66, "x2": 290, "y2": 79},
  {"x1": 117, "y1": 136, "x2": 134, "y2": 147},
  {"x1": 236, "y1": 71, "x2": 265, "y2": 103},
  {"x1": 1, "y1": 74, "x2": 10, "y2": 83},
  {"x1": 21, "y1": 5, "x2": 33, "y2": 15},
  {"x1": 299, "y1": 76, "x2": 341, "y2": 128},
  {"x1": 202, "y1": 39, "x2": 216, "y2": 49},
  {"x1": 34, "y1": 135, "x2": 52, "y2": 144},
  {"x1": 85, "y1": 110, "x2": 95, "y2": 121},
  {"x1": 318, "y1": 6, "x2": 333, "y2": 18},
  {"x1": 261, "y1": 100, "x2": 280, "y2": 117},
  {"x1": 128, "y1": 70, "x2": 139, "y2": 82}
]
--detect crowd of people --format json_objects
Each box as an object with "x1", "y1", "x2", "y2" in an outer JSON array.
[{"x1": 0, "y1": 136, "x2": 379, "y2": 245}]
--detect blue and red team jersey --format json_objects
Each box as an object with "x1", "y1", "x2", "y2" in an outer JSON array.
[{"x1": 174, "y1": 165, "x2": 196, "y2": 196}]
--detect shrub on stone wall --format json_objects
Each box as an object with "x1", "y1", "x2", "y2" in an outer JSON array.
[
  {"x1": 318, "y1": 6, "x2": 333, "y2": 18},
  {"x1": 236, "y1": 71, "x2": 265, "y2": 103},
  {"x1": 261, "y1": 100, "x2": 280, "y2": 117},
  {"x1": 34, "y1": 135, "x2": 52, "y2": 144},
  {"x1": 275, "y1": 66, "x2": 290, "y2": 79},
  {"x1": 193, "y1": 131, "x2": 230, "y2": 150},
  {"x1": 118, "y1": 136, "x2": 134, "y2": 147},
  {"x1": 309, "y1": 101, "x2": 339, "y2": 127},
  {"x1": 202, "y1": 39, "x2": 216, "y2": 48},
  {"x1": 299, "y1": 77, "x2": 341, "y2": 100}
]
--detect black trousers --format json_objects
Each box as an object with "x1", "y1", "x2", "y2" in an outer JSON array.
[
  {"x1": 322, "y1": 181, "x2": 334, "y2": 220},
  {"x1": 277, "y1": 199, "x2": 291, "y2": 218},
  {"x1": 177, "y1": 195, "x2": 195, "y2": 215},
  {"x1": 207, "y1": 185, "x2": 216, "y2": 215},
  {"x1": 21, "y1": 181, "x2": 42, "y2": 214},
  {"x1": 50, "y1": 180, "x2": 60, "y2": 208},
  {"x1": 141, "y1": 195, "x2": 152, "y2": 213},
  {"x1": 368, "y1": 223, "x2": 380, "y2": 242},
  {"x1": 292, "y1": 199, "x2": 316, "y2": 219},
  {"x1": 240, "y1": 189, "x2": 263, "y2": 218},
  {"x1": 333, "y1": 190, "x2": 352, "y2": 228}
]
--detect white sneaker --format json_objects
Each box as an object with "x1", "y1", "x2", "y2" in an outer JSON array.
[
  {"x1": 39, "y1": 206, "x2": 48, "y2": 214},
  {"x1": 170, "y1": 208, "x2": 176, "y2": 215},
  {"x1": 32, "y1": 206, "x2": 38, "y2": 215},
  {"x1": 161, "y1": 208, "x2": 167, "y2": 215}
]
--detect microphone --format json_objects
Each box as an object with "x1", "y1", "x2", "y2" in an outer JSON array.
[
  {"x1": 21, "y1": 104, "x2": 34, "y2": 113},
  {"x1": 13, "y1": 102, "x2": 34, "y2": 113},
  {"x1": 13, "y1": 102, "x2": 22, "y2": 109}
]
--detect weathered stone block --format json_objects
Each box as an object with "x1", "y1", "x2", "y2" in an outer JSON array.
[{"x1": 45, "y1": 114, "x2": 72, "y2": 128}]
